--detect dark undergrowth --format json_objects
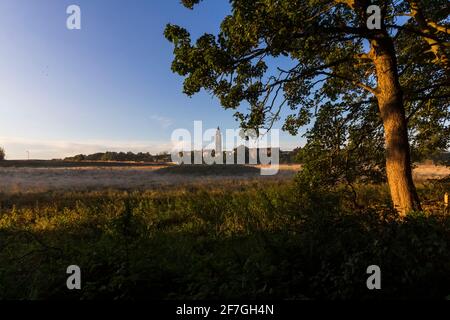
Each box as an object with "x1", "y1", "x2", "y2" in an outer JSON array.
[{"x1": 0, "y1": 179, "x2": 449, "y2": 300}]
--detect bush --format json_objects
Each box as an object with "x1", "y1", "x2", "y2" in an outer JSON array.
[{"x1": 0, "y1": 147, "x2": 5, "y2": 160}]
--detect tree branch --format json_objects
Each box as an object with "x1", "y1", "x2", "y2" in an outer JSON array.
[
  {"x1": 406, "y1": 0, "x2": 449, "y2": 70},
  {"x1": 319, "y1": 71, "x2": 378, "y2": 95},
  {"x1": 427, "y1": 21, "x2": 450, "y2": 35}
]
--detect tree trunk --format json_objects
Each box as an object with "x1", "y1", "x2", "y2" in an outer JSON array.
[{"x1": 371, "y1": 36, "x2": 422, "y2": 216}]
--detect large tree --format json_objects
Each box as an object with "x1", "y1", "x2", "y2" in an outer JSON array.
[{"x1": 165, "y1": 0, "x2": 450, "y2": 215}]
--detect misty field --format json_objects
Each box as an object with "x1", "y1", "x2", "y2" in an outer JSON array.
[
  {"x1": 0, "y1": 162, "x2": 446, "y2": 194},
  {"x1": 0, "y1": 163, "x2": 301, "y2": 194},
  {"x1": 0, "y1": 162, "x2": 449, "y2": 300}
]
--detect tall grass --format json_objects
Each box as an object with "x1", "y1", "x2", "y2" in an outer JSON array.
[{"x1": 0, "y1": 179, "x2": 449, "y2": 300}]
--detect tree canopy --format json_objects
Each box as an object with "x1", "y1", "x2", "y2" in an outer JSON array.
[{"x1": 165, "y1": 0, "x2": 449, "y2": 214}]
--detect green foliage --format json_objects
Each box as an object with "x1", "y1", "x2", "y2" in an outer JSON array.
[
  {"x1": 1, "y1": 181, "x2": 449, "y2": 300},
  {"x1": 165, "y1": 0, "x2": 449, "y2": 182},
  {"x1": 296, "y1": 102, "x2": 386, "y2": 189}
]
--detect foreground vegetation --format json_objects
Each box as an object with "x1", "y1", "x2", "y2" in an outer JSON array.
[{"x1": 0, "y1": 177, "x2": 449, "y2": 300}]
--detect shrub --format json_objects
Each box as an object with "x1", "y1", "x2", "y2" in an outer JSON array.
[{"x1": 0, "y1": 147, "x2": 5, "y2": 160}]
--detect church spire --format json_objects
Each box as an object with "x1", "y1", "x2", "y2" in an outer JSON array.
[{"x1": 215, "y1": 126, "x2": 222, "y2": 153}]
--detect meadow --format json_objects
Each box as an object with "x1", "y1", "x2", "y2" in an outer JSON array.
[
  {"x1": 0, "y1": 163, "x2": 449, "y2": 300},
  {"x1": 0, "y1": 163, "x2": 300, "y2": 194},
  {"x1": 0, "y1": 161, "x2": 445, "y2": 194}
]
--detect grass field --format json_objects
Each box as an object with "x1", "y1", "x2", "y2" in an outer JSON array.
[
  {"x1": 0, "y1": 162, "x2": 300, "y2": 194},
  {"x1": 0, "y1": 161, "x2": 446, "y2": 194},
  {"x1": 0, "y1": 161, "x2": 449, "y2": 300}
]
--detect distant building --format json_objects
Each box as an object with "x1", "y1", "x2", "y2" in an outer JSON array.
[{"x1": 215, "y1": 127, "x2": 222, "y2": 154}]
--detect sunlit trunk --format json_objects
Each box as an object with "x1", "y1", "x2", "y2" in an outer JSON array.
[{"x1": 371, "y1": 37, "x2": 422, "y2": 216}]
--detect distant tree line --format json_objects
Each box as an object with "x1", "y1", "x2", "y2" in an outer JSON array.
[
  {"x1": 64, "y1": 148, "x2": 302, "y2": 164},
  {"x1": 63, "y1": 149, "x2": 450, "y2": 165},
  {"x1": 0, "y1": 147, "x2": 5, "y2": 161},
  {"x1": 431, "y1": 152, "x2": 450, "y2": 166},
  {"x1": 64, "y1": 151, "x2": 171, "y2": 163}
]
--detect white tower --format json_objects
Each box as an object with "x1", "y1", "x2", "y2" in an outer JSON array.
[{"x1": 215, "y1": 126, "x2": 222, "y2": 154}]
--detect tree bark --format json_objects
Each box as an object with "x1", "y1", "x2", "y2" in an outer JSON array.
[{"x1": 370, "y1": 36, "x2": 422, "y2": 216}]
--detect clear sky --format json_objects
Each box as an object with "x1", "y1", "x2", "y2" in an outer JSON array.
[{"x1": 0, "y1": 0, "x2": 303, "y2": 159}]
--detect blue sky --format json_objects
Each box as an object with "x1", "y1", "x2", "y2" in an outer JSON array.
[{"x1": 0, "y1": 0, "x2": 303, "y2": 159}]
